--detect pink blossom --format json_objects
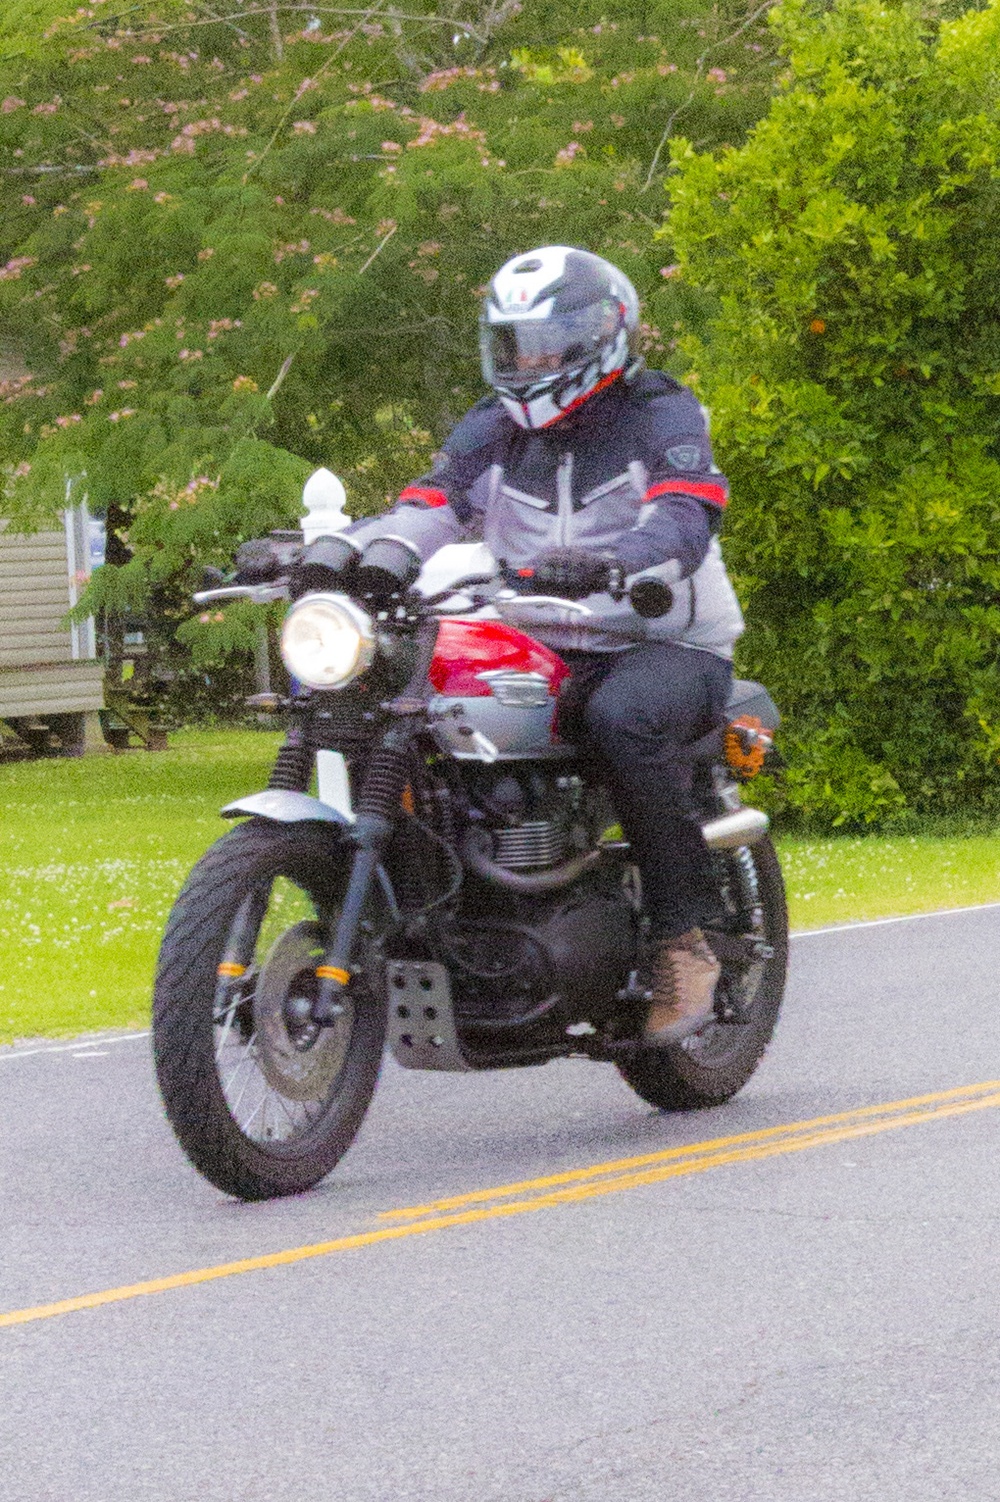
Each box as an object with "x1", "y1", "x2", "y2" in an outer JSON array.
[
  {"x1": 660, "y1": 264, "x2": 681, "y2": 279},
  {"x1": 108, "y1": 409, "x2": 136, "y2": 421},
  {"x1": 232, "y1": 375, "x2": 258, "y2": 393},
  {"x1": 554, "y1": 141, "x2": 584, "y2": 167},
  {"x1": 2, "y1": 98, "x2": 26, "y2": 113},
  {"x1": 117, "y1": 380, "x2": 137, "y2": 390},
  {"x1": 657, "y1": 62, "x2": 678, "y2": 75},
  {"x1": 197, "y1": 247, "x2": 214, "y2": 261},
  {"x1": 230, "y1": 88, "x2": 249, "y2": 102},
  {"x1": 21, "y1": 194, "x2": 36, "y2": 206},
  {"x1": 164, "y1": 274, "x2": 184, "y2": 291},
  {"x1": 126, "y1": 178, "x2": 148, "y2": 191},
  {"x1": 84, "y1": 389, "x2": 103, "y2": 405},
  {"x1": 311, "y1": 206, "x2": 356, "y2": 225},
  {"x1": 178, "y1": 349, "x2": 203, "y2": 361},
  {"x1": 0, "y1": 256, "x2": 37, "y2": 282},
  {"x1": 33, "y1": 100, "x2": 60, "y2": 115},
  {"x1": 13, "y1": 461, "x2": 31, "y2": 478},
  {"x1": 381, "y1": 140, "x2": 401, "y2": 153},
  {"x1": 54, "y1": 414, "x2": 82, "y2": 428},
  {"x1": 292, "y1": 120, "x2": 317, "y2": 135},
  {"x1": 707, "y1": 67, "x2": 727, "y2": 84}
]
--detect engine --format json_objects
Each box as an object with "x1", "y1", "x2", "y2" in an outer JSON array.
[{"x1": 434, "y1": 765, "x2": 639, "y2": 1030}]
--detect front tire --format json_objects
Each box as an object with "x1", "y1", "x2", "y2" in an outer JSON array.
[
  {"x1": 617, "y1": 835, "x2": 788, "y2": 1112},
  {"x1": 153, "y1": 819, "x2": 387, "y2": 1200}
]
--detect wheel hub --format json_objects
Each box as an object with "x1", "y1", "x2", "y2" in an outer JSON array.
[{"x1": 252, "y1": 921, "x2": 351, "y2": 1102}]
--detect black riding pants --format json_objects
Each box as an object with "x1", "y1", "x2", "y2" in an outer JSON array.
[{"x1": 558, "y1": 642, "x2": 733, "y2": 942}]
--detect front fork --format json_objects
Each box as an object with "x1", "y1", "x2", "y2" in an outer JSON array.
[{"x1": 311, "y1": 617, "x2": 440, "y2": 1026}]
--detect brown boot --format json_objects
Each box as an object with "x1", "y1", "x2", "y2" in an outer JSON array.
[{"x1": 644, "y1": 928, "x2": 721, "y2": 1045}]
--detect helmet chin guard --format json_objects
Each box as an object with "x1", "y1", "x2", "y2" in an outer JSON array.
[{"x1": 480, "y1": 246, "x2": 641, "y2": 430}]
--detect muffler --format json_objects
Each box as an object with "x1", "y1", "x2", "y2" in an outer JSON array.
[{"x1": 701, "y1": 806, "x2": 770, "y2": 850}]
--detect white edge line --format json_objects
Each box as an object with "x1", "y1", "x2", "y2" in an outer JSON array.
[
  {"x1": 0, "y1": 1030, "x2": 149, "y2": 1062},
  {"x1": 2, "y1": 900, "x2": 1000, "y2": 1057},
  {"x1": 791, "y1": 898, "x2": 1000, "y2": 939}
]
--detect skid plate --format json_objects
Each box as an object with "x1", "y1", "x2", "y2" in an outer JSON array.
[{"x1": 385, "y1": 961, "x2": 471, "y2": 1071}]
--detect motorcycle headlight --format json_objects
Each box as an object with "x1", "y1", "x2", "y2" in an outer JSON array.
[{"x1": 279, "y1": 592, "x2": 376, "y2": 690}]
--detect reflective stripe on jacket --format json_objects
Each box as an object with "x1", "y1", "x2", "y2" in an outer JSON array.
[{"x1": 348, "y1": 369, "x2": 745, "y2": 659}]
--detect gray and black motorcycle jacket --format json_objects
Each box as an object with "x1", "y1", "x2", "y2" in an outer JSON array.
[{"x1": 347, "y1": 369, "x2": 745, "y2": 659}]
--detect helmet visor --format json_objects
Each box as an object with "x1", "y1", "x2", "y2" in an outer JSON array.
[{"x1": 481, "y1": 301, "x2": 621, "y2": 390}]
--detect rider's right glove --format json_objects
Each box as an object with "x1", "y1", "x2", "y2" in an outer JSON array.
[
  {"x1": 289, "y1": 535, "x2": 361, "y2": 600},
  {"x1": 525, "y1": 547, "x2": 624, "y2": 601},
  {"x1": 233, "y1": 538, "x2": 284, "y2": 585}
]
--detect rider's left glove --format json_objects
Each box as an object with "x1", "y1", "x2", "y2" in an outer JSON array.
[{"x1": 525, "y1": 547, "x2": 623, "y2": 601}]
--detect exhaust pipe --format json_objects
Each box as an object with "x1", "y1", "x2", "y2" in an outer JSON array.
[{"x1": 701, "y1": 806, "x2": 770, "y2": 850}]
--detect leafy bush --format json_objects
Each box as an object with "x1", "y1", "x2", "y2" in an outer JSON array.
[{"x1": 667, "y1": 0, "x2": 1000, "y2": 825}]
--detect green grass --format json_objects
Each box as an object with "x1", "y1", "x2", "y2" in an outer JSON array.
[
  {"x1": 0, "y1": 729, "x2": 281, "y2": 1045},
  {"x1": 3, "y1": 728, "x2": 1000, "y2": 1044},
  {"x1": 779, "y1": 832, "x2": 1000, "y2": 930}
]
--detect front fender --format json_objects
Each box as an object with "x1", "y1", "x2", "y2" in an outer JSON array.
[{"x1": 221, "y1": 790, "x2": 352, "y2": 826}]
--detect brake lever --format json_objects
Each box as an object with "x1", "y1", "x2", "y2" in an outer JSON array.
[{"x1": 192, "y1": 582, "x2": 290, "y2": 605}]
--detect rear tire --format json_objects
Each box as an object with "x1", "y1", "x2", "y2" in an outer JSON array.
[
  {"x1": 617, "y1": 835, "x2": 787, "y2": 1112},
  {"x1": 153, "y1": 819, "x2": 387, "y2": 1200}
]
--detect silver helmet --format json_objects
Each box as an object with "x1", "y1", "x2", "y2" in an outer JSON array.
[{"x1": 480, "y1": 246, "x2": 642, "y2": 430}]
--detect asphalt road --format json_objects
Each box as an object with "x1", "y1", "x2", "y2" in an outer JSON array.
[{"x1": 1, "y1": 905, "x2": 999, "y2": 1501}]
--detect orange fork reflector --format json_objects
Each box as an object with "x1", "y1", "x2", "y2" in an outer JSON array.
[
  {"x1": 217, "y1": 962, "x2": 247, "y2": 978},
  {"x1": 316, "y1": 965, "x2": 350, "y2": 984}
]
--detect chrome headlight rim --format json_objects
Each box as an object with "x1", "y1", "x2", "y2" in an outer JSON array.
[{"x1": 279, "y1": 591, "x2": 376, "y2": 691}]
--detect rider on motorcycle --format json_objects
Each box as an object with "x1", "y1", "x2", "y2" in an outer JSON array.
[{"x1": 297, "y1": 246, "x2": 745, "y2": 1044}]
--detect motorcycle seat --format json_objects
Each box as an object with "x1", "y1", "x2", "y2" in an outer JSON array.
[{"x1": 726, "y1": 678, "x2": 780, "y2": 731}]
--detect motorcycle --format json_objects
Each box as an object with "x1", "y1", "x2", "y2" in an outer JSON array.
[{"x1": 152, "y1": 497, "x2": 787, "y2": 1202}]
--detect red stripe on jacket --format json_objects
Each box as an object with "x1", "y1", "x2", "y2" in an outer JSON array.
[
  {"x1": 399, "y1": 484, "x2": 449, "y2": 508},
  {"x1": 644, "y1": 478, "x2": 728, "y2": 508}
]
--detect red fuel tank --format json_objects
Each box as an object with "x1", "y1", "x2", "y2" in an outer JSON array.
[
  {"x1": 428, "y1": 620, "x2": 572, "y2": 759},
  {"x1": 429, "y1": 619, "x2": 570, "y2": 698}
]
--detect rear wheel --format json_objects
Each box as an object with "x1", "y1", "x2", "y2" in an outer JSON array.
[
  {"x1": 152, "y1": 819, "x2": 387, "y2": 1200},
  {"x1": 617, "y1": 835, "x2": 787, "y2": 1111}
]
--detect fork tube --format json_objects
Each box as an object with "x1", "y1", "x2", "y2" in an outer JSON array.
[
  {"x1": 311, "y1": 618, "x2": 440, "y2": 1026},
  {"x1": 311, "y1": 826, "x2": 391, "y2": 1025}
]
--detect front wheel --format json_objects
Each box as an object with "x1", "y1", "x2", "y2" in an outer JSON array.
[
  {"x1": 152, "y1": 819, "x2": 387, "y2": 1200},
  {"x1": 617, "y1": 835, "x2": 788, "y2": 1112}
]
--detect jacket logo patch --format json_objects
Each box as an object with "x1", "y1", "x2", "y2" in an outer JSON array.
[{"x1": 666, "y1": 444, "x2": 704, "y2": 471}]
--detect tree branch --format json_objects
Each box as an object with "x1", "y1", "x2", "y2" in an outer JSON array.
[{"x1": 640, "y1": 0, "x2": 775, "y2": 193}]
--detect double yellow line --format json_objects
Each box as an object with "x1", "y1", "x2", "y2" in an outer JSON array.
[{"x1": 3, "y1": 1080, "x2": 998, "y2": 1331}]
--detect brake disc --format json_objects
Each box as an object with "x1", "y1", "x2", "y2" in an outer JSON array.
[{"x1": 252, "y1": 920, "x2": 352, "y2": 1103}]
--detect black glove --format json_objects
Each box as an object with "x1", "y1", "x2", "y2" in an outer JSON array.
[
  {"x1": 289, "y1": 534, "x2": 360, "y2": 599},
  {"x1": 233, "y1": 532, "x2": 303, "y2": 585},
  {"x1": 233, "y1": 538, "x2": 283, "y2": 585},
  {"x1": 354, "y1": 537, "x2": 422, "y2": 601},
  {"x1": 525, "y1": 547, "x2": 621, "y2": 601}
]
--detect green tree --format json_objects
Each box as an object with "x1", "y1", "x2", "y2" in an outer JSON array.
[
  {"x1": 667, "y1": 0, "x2": 1000, "y2": 824},
  {"x1": 0, "y1": 0, "x2": 779, "y2": 671}
]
